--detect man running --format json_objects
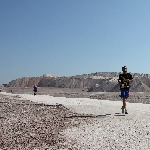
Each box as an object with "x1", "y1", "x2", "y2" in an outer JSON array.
[
  {"x1": 33, "y1": 85, "x2": 38, "y2": 96},
  {"x1": 118, "y1": 66, "x2": 133, "y2": 114}
]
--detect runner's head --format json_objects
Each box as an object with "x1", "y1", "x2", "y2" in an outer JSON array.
[{"x1": 122, "y1": 66, "x2": 127, "y2": 73}]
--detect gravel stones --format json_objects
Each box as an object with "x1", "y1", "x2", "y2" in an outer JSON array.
[
  {"x1": 63, "y1": 114, "x2": 150, "y2": 150},
  {"x1": 0, "y1": 95, "x2": 91, "y2": 149},
  {"x1": 1, "y1": 90, "x2": 150, "y2": 149}
]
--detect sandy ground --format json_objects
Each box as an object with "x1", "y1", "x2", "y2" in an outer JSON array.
[{"x1": 0, "y1": 88, "x2": 150, "y2": 149}]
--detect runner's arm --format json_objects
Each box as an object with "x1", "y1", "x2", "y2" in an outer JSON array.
[
  {"x1": 118, "y1": 75, "x2": 121, "y2": 85},
  {"x1": 126, "y1": 74, "x2": 133, "y2": 82},
  {"x1": 128, "y1": 79, "x2": 133, "y2": 82}
]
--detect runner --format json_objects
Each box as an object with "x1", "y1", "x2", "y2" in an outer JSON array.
[
  {"x1": 33, "y1": 85, "x2": 37, "y2": 96},
  {"x1": 118, "y1": 66, "x2": 133, "y2": 114}
]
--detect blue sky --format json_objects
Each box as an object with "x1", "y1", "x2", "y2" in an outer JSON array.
[{"x1": 0, "y1": 0, "x2": 150, "y2": 84}]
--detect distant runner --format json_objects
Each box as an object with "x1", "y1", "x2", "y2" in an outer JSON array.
[
  {"x1": 33, "y1": 85, "x2": 37, "y2": 96},
  {"x1": 118, "y1": 66, "x2": 133, "y2": 114}
]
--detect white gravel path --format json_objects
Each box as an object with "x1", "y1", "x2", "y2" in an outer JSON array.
[{"x1": 1, "y1": 92, "x2": 150, "y2": 150}]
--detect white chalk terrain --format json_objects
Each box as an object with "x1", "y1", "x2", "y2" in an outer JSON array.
[{"x1": 1, "y1": 92, "x2": 150, "y2": 150}]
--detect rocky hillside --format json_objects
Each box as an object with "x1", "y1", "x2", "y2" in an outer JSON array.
[
  {"x1": 6, "y1": 72, "x2": 150, "y2": 92},
  {"x1": 6, "y1": 77, "x2": 42, "y2": 87}
]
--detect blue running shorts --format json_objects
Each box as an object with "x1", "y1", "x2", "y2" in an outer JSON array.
[{"x1": 120, "y1": 89, "x2": 129, "y2": 98}]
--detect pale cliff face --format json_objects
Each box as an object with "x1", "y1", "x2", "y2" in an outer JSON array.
[{"x1": 6, "y1": 72, "x2": 150, "y2": 92}]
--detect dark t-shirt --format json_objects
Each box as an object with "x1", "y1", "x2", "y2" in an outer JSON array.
[
  {"x1": 118, "y1": 73, "x2": 133, "y2": 89},
  {"x1": 33, "y1": 86, "x2": 37, "y2": 92}
]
